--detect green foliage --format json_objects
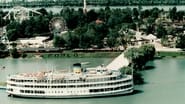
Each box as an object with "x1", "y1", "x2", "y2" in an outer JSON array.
[
  {"x1": 150, "y1": 8, "x2": 160, "y2": 19},
  {"x1": 123, "y1": 45, "x2": 155, "y2": 84},
  {"x1": 10, "y1": 48, "x2": 21, "y2": 58},
  {"x1": 21, "y1": 53, "x2": 27, "y2": 58},
  {"x1": 107, "y1": 29, "x2": 119, "y2": 48},
  {"x1": 86, "y1": 10, "x2": 98, "y2": 23},
  {"x1": 140, "y1": 44, "x2": 156, "y2": 61},
  {"x1": 124, "y1": 44, "x2": 156, "y2": 70},
  {"x1": 156, "y1": 24, "x2": 167, "y2": 38},
  {"x1": 0, "y1": 11, "x2": 10, "y2": 27},
  {"x1": 176, "y1": 34, "x2": 185, "y2": 48},
  {"x1": 61, "y1": 7, "x2": 79, "y2": 30},
  {"x1": 65, "y1": 31, "x2": 80, "y2": 49},
  {"x1": 53, "y1": 35, "x2": 66, "y2": 47},
  {"x1": 6, "y1": 15, "x2": 50, "y2": 40},
  {"x1": 0, "y1": 52, "x2": 9, "y2": 58},
  {"x1": 140, "y1": 10, "x2": 150, "y2": 19},
  {"x1": 79, "y1": 30, "x2": 95, "y2": 49},
  {"x1": 0, "y1": 42, "x2": 6, "y2": 50},
  {"x1": 3, "y1": 7, "x2": 174, "y2": 50},
  {"x1": 3, "y1": 7, "x2": 133, "y2": 49},
  {"x1": 132, "y1": 8, "x2": 139, "y2": 20},
  {"x1": 120, "y1": 67, "x2": 132, "y2": 75},
  {"x1": 161, "y1": 36, "x2": 170, "y2": 47},
  {"x1": 133, "y1": 72, "x2": 144, "y2": 85},
  {"x1": 37, "y1": 8, "x2": 48, "y2": 15},
  {"x1": 176, "y1": 11, "x2": 185, "y2": 21},
  {"x1": 6, "y1": 21, "x2": 21, "y2": 41},
  {"x1": 169, "y1": 7, "x2": 177, "y2": 21},
  {"x1": 121, "y1": 67, "x2": 144, "y2": 85},
  {"x1": 0, "y1": 42, "x2": 9, "y2": 58}
]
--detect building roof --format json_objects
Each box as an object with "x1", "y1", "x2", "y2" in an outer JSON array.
[
  {"x1": 145, "y1": 34, "x2": 157, "y2": 40},
  {"x1": 18, "y1": 36, "x2": 48, "y2": 44}
]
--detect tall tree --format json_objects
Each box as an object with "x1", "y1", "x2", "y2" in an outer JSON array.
[
  {"x1": 133, "y1": 8, "x2": 139, "y2": 20},
  {"x1": 169, "y1": 7, "x2": 177, "y2": 21},
  {"x1": 156, "y1": 24, "x2": 167, "y2": 38},
  {"x1": 176, "y1": 34, "x2": 185, "y2": 48},
  {"x1": 125, "y1": 44, "x2": 155, "y2": 70}
]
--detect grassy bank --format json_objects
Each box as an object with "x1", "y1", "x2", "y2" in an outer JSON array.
[
  {"x1": 156, "y1": 51, "x2": 185, "y2": 58},
  {"x1": 20, "y1": 51, "x2": 185, "y2": 59},
  {"x1": 0, "y1": 82, "x2": 6, "y2": 86},
  {"x1": 25, "y1": 51, "x2": 122, "y2": 58}
]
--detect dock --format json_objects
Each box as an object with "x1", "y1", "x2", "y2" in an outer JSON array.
[{"x1": 0, "y1": 86, "x2": 6, "y2": 90}]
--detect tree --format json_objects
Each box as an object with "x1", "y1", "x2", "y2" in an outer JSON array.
[
  {"x1": 161, "y1": 36, "x2": 170, "y2": 47},
  {"x1": 10, "y1": 43, "x2": 21, "y2": 58},
  {"x1": 0, "y1": 10, "x2": 10, "y2": 27},
  {"x1": 151, "y1": 8, "x2": 160, "y2": 19},
  {"x1": 0, "y1": 42, "x2": 6, "y2": 50},
  {"x1": 124, "y1": 47, "x2": 144, "y2": 70},
  {"x1": 10, "y1": 48, "x2": 20, "y2": 58},
  {"x1": 140, "y1": 44, "x2": 156, "y2": 61},
  {"x1": 6, "y1": 21, "x2": 21, "y2": 41},
  {"x1": 124, "y1": 44, "x2": 156, "y2": 70},
  {"x1": 6, "y1": 29, "x2": 17, "y2": 41},
  {"x1": 107, "y1": 29, "x2": 119, "y2": 48},
  {"x1": 132, "y1": 8, "x2": 139, "y2": 20},
  {"x1": 65, "y1": 31, "x2": 80, "y2": 49},
  {"x1": 140, "y1": 10, "x2": 150, "y2": 19},
  {"x1": 86, "y1": 9, "x2": 98, "y2": 23},
  {"x1": 79, "y1": 31, "x2": 95, "y2": 49},
  {"x1": 0, "y1": 43, "x2": 8, "y2": 58},
  {"x1": 121, "y1": 66, "x2": 144, "y2": 85},
  {"x1": 37, "y1": 8, "x2": 48, "y2": 15},
  {"x1": 53, "y1": 35, "x2": 66, "y2": 47},
  {"x1": 133, "y1": 72, "x2": 144, "y2": 85},
  {"x1": 176, "y1": 34, "x2": 185, "y2": 48},
  {"x1": 156, "y1": 24, "x2": 167, "y2": 38},
  {"x1": 77, "y1": 8, "x2": 86, "y2": 26},
  {"x1": 93, "y1": 23, "x2": 108, "y2": 48},
  {"x1": 176, "y1": 11, "x2": 185, "y2": 21},
  {"x1": 169, "y1": 7, "x2": 177, "y2": 21}
]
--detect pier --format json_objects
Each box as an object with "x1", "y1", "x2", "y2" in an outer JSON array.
[
  {"x1": 0, "y1": 86, "x2": 6, "y2": 90},
  {"x1": 0, "y1": 82, "x2": 6, "y2": 90}
]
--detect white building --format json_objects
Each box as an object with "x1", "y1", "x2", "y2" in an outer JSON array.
[{"x1": 17, "y1": 36, "x2": 52, "y2": 48}]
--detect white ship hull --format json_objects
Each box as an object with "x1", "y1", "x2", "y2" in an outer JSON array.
[{"x1": 8, "y1": 88, "x2": 133, "y2": 98}]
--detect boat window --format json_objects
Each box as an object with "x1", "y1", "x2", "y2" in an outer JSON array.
[{"x1": 20, "y1": 90, "x2": 24, "y2": 93}]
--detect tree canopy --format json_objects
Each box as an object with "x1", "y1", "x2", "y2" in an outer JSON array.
[{"x1": 124, "y1": 44, "x2": 156, "y2": 70}]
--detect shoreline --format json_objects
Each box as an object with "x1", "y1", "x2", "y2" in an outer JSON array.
[
  {"x1": 2, "y1": 50, "x2": 185, "y2": 59},
  {"x1": 25, "y1": 51, "x2": 122, "y2": 58},
  {"x1": 156, "y1": 51, "x2": 185, "y2": 58}
]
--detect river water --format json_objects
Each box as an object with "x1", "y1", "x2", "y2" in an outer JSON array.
[
  {"x1": 2, "y1": 5, "x2": 185, "y2": 14},
  {"x1": 0, "y1": 57, "x2": 185, "y2": 104}
]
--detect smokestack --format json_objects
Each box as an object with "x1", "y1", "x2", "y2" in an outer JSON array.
[{"x1": 83, "y1": 0, "x2": 87, "y2": 14}]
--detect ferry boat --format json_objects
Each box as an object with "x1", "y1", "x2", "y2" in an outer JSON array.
[{"x1": 6, "y1": 53, "x2": 133, "y2": 98}]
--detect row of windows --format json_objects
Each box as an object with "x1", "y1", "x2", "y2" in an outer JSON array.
[
  {"x1": 10, "y1": 79, "x2": 33, "y2": 82},
  {"x1": 19, "y1": 90, "x2": 88, "y2": 94},
  {"x1": 7, "y1": 88, "x2": 13, "y2": 92},
  {"x1": 89, "y1": 85, "x2": 132, "y2": 93},
  {"x1": 20, "y1": 90, "x2": 45, "y2": 94},
  {"x1": 9, "y1": 79, "x2": 132, "y2": 88},
  {"x1": 9, "y1": 76, "x2": 121, "y2": 84}
]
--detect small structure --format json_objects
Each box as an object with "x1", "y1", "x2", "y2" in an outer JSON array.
[
  {"x1": 130, "y1": 31, "x2": 158, "y2": 47},
  {"x1": 3, "y1": 6, "x2": 42, "y2": 23},
  {"x1": 143, "y1": 34, "x2": 157, "y2": 42},
  {"x1": 95, "y1": 18, "x2": 103, "y2": 24},
  {"x1": 17, "y1": 36, "x2": 50, "y2": 48},
  {"x1": 83, "y1": 0, "x2": 87, "y2": 14}
]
